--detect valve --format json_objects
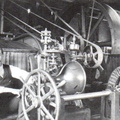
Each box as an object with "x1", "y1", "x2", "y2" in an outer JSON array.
[
  {"x1": 69, "y1": 36, "x2": 80, "y2": 51},
  {"x1": 40, "y1": 28, "x2": 52, "y2": 44}
]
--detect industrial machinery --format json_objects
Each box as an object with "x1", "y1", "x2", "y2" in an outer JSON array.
[{"x1": 0, "y1": 0, "x2": 120, "y2": 120}]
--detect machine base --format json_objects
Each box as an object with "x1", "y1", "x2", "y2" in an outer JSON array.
[{"x1": 60, "y1": 106, "x2": 91, "y2": 120}]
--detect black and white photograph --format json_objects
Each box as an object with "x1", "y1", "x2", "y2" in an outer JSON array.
[{"x1": 0, "y1": 0, "x2": 120, "y2": 120}]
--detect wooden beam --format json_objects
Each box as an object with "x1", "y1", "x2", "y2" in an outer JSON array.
[{"x1": 62, "y1": 0, "x2": 120, "y2": 3}]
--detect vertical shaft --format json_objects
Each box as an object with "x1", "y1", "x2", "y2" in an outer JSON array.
[{"x1": 0, "y1": 0, "x2": 4, "y2": 33}]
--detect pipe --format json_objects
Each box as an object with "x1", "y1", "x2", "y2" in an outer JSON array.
[{"x1": 62, "y1": 89, "x2": 112, "y2": 101}]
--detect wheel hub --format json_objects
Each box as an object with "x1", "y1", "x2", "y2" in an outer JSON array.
[{"x1": 33, "y1": 96, "x2": 42, "y2": 108}]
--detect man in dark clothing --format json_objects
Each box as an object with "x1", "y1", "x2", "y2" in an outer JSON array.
[{"x1": 0, "y1": 49, "x2": 29, "y2": 118}]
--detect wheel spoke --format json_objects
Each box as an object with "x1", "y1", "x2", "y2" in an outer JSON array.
[
  {"x1": 41, "y1": 109, "x2": 45, "y2": 117},
  {"x1": 42, "y1": 84, "x2": 54, "y2": 101},
  {"x1": 24, "y1": 83, "x2": 37, "y2": 98},
  {"x1": 41, "y1": 86, "x2": 46, "y2": 96},
  {"x1": 18, "y1": 104, "x2": 35, "y2": 119},
  {"x1": 37, "y1": 72, "x2": 41, "y2": 97},
  {"x1": 49, "y1": 101, "x2": 56, "y2": 108},
  {"x1": 87, "y1": 0, "x2": 95, "y2": 40},
  {"x1": 94, "y1": 52, "x2": 98, "y2": 56},
  {"x1": 26, "y1": 104, "x2": 35, "y2": 113},
  {"x1": 89, "y1": 14, "x2": 104, "y2": 39},
  {"x1": 21, "y1": 69, "x2": 60, "y2": 120},
  {"x1": 37, "y1": 107, "x2": 41, "y2": 120},
  {"x1": 42, "y1": 105, "x2": 55, "y2": 120},
  {"x1": 93, "y1": 56, "x2": 98, "y2": 64}
]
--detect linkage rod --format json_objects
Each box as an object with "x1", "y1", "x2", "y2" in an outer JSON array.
[
  {"x1": 87, "y1": 0, "x2": 95, "y2": 40},
  {"x1": 40, "y1": 0, "x2": 81, "y2": 36},
  {"x1": 62, "y1": 90, "x2": 112, "y2": 101},
  {"x1": 3, "y1": 14, "x2": 42, "y2": 51},
  {"x1": 8, "y1": 0, "x2": 79, "y2": 38},
  {"x1": 8, "y1": 0, "x2": 102, "y2": 50},
  {"x1": 0, "y1": 8, "x2": 41, "y2": 35}
]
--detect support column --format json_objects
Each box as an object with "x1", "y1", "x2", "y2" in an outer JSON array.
[
  {"x1": 0, "y1": 0, "x2": 4, "y2": 34},
  {"x1": 101, "y1": 90, "x2": 120, "y2": 120}
]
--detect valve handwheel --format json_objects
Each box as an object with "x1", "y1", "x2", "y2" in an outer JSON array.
[
  {"x1": 19, "y1": 69, "x2": 61, "y2": 120},
  {"x1": 83, "y1": 45, "x2": 103, "y2": 68}
]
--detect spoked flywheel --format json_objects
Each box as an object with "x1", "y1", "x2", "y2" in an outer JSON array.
[
  {"x1": 60, "y1": 1, "x2": 120, "y2": 48},
  {"x1": 57, "y1": 0, "x2": 120, "y2": 57},
  {"x1": 56, "y1": 1, "x2": 120, "y2": 81},
  {"x1": 18, "y1": 69, "x2": 61, "y2": 120}
]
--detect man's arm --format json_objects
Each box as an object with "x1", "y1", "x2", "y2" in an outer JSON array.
[
  {"x1": 9, "y1": 65, "x2": 29, "y2": 81},
  {"x1": 0, "y1": 86, "x2": 20, "y2": 95}
]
